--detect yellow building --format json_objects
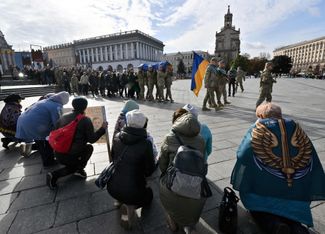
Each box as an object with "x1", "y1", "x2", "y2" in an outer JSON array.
[{"x1": 273, "y1": 36, "x2": 325, "y2": 74}]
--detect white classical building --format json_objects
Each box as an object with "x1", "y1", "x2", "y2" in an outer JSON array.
[
  {"x1": 74, "y1": 30, "x2": 164, "y2": 71},
  {"x1": 162, "y1": 51, "x2": 211, "y2": 75},
  {"x1": 273, "y1": 36, "x2": 325, "y2": 74}
]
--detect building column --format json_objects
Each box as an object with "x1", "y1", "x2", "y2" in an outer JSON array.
[
  {"x1": 114, "y1": 45, "x2": 118, "y2": 61},
  {"x1": 94, "y1": 47, "x2": 98, "y2": 62},
  {"x1": 130, "y1": 43, "x2": 134, "y2": 59},
  {"x1": 109, "y1": 45, "x2": 113, "y2": 61},
  {"x1": 104, "y1": 46, "x2": 108, "y2": 61},
  {"x1": 82, "y1": 49, "x2": 86, "y2": 64},
  {"x1": 136, "y1": 42, "x2": 139, "y2": 59},
  {"x1": 120, "y1": 44, "x2": 123, "y2": 60},
  {"x1": 125, "y1": 43, "x2": 128, "y2": 60},
  {"x1": 90, "y1": 48, "x2": 94, "y2": 63},
  {"x1": 100, "y1": 47, "x2": 104, "y2": 61},
  {"x1": 87, "y1": 49, "x2": 90, "y2": 63}
]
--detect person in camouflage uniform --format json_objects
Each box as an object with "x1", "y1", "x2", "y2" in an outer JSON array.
[
  {"x1": 157, "y1": 65, "x2": 166, "y2": 102},
  {"x1": 137, "y1": 67, "x2": 146, "y2": 100},
  {"x1": 227, "y1": 66, "x2": 237, "y2": 97},
  {"x1": 202, "y1": 57, "x2": 219, "y2": 111},
  {"x1": 165, "y1": 65, "x2": 174, "y2": 103},
  {"x1": 235, "y1": 66, "x2": 245, "y2": 92},
  {"x1": 256, "y1": 62, "x2": 277, "y2": 108},
  {"x1": 70, "y1": 73, "x2": 79, "y2": 95},
  {"x1": 147, "y1": 65, "x2": 156, "y2": 101},
  {"x1": 216, "y1": 60, "x2": 230, "y2": 107}
]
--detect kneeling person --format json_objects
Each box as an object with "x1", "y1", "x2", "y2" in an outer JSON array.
[{"x1": 46, "y1": 97, "x2": 107, "y2": 189}]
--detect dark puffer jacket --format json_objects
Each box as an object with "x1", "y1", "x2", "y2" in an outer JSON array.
[
  {"x1": 55, "y1": 111, "x2": 105, "y2": 154},
  {"x1": 107, "y1": 126, "x2": 155, "y2": 205}
]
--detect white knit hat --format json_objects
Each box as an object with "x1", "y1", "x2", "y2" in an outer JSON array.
[
  {"x1": 182, "y1": 104, "x2": 198, "y2": 118},
  {"x1": 126, "y1": 110, "x2": 147, "y2": 128}
]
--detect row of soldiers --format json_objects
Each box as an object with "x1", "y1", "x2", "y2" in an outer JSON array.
[
  {"x1": 54, "y1": 65, "x2": 174, "y2": 102},
  {"x1": 202, "y1": 57, "x2": 246, "y2": 111}
]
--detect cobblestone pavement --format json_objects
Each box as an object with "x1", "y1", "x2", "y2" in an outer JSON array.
[{"x1": 0, "y1": 78, "x2": 324, "y2": 234}]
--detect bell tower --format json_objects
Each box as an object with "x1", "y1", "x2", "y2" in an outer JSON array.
[{"x1": 224, "y1": 5, "x2": 233, "y2": 28}]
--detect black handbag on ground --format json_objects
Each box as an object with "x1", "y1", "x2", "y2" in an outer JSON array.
[
  {"x1": 218, "y1": 187, "x2": 239, "y2": 234},
  {"x1": 95, "y1": 146, "x2": 128, "y2": 189}
]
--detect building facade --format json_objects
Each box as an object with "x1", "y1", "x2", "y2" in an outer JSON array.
[
  {"x1": 43, "y1": 43, "x2": 76, "y2": 67},
  {"x1": 44, "y1": 30, "x2": 164, "y2": 72},
  {"x1": 162, "y1": 51, "x2": 211, "y2": 75},
  {"x1": 273, "y1": 36, "x2": 325, "y2": 74},
  {"x1": 0, "y1": 31, "x2": 15, "y2": 74},
  {"x1": 215, "y1": 6, "x2": 240, "y2": 65}
]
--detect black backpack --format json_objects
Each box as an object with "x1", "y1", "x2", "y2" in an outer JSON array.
[
  {"x1": 218, "y1": 187, "x2": 239, "y2": 234},
  {"x1": 165, "y1": 130, "x2": 211, "y2": 199}
]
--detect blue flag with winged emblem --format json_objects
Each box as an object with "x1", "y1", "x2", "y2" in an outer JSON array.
[{"x1": 231, "y1": 118, "x2": 325, "y2": 201}]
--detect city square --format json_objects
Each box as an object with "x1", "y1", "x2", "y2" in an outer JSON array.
[
  {"x1": 0, "y1": 78, "x2": 324, "y2": 233},
  {"x1": 1, "y1": 1, "x2": 325, "y2": 234}
]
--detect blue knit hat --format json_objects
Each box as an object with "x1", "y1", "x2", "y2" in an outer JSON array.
[{"x1": 121, "y1": 100, "x2": 139, "y2": 114}]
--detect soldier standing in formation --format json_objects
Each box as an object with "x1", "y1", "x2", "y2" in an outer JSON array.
[
  {"x1": 157, "y1": 65, "x2": 166, "y2": 102},
  {"x1": 227, "y1": 66, "x2": 237, "y2": 97},
  {"x1": 256, "y1": 62, "x2": 277, "y2": 108},
  {"x1": 147, "y1": 65, "x2": 156, "y2": 101},
  {"x1": 202, "y1": 57, "x2": 219, "y2": 111},
  {"x1": 137, "y1": 67, "x2": 146, "y2": 100},
  {"x1": 236, "y1": 66, "x2": 245, "y2": 92},
  {"x1": 165, "y1": 65, "x2": 174, "y2": 103},
  {"x1": 216, "y1": 60, "x2": 231, "y2": 107}
]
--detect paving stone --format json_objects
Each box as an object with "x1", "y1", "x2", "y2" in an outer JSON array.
[
  {"x1": 206, "y1": 160, "x2": 236, "y2": 182},
  {"x1": 94, "y1": 161, "x2": 109, "y2": 175},
  {"x1": 78, "y1": 210, "x2": 143, "y2": 234},
  {"x1": 55, "y1": 194, "x2": 92, "y2": 226},
  {"x1": 207, "y1": 148, "x2": 237, "y2": 165},
  {"x1": 89, "y1": 151, "x2": 110, "y2": 164},
  {"x1": 0, "y1": 177, "x2": 21, "y2": 195},
  {"x1": 8, "y1": 203, "x2": 56, "y2": 234},
  {"x1": 35, "y1": 223, "x2": 78, "y2": 234},
  {"x1": 0, "y1": 212, "x2": 17, "y2": 234},
  {"x1": 9, "y1": 186, "x2": 55, "y2": 212},
  {"x1": 14, "y1": 173, "x2": 46, "y2": 191},
  {"x1": 0, "y1": 193, "x2": 18, "y2": 214},
  {"x1": 0, "y1": 164, "x2": 42, "y2": 181},
  {"x1": 139, "y1": 198, "x2": 165, "y2": 233},
  {"x1": 55, "y1": 176, "x2": 99, "y2": 201},
  {"x1": 84, "y1": 163, "x2": 95, "y2": 177},
  {"x1": 90, "y1": 190, "x2": 116, "y2": 216},
  {"x1": 311, "y1": 203, "x2": 325, "y2": 233}
]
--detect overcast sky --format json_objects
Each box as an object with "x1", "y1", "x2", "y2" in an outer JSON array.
[{"x1": 1, "y1": 0, "x2": 325, "y2": 57}]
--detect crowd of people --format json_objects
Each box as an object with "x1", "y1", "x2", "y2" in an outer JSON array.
[
  {"x1": 19, "y1": 64, "x2": 175, "y2": 103},
  {"x1": 1, "y1": 59, "x2": 325, "y2": 234}
]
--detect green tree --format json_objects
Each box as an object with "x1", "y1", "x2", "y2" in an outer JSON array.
[
  {"x1": 247, "y1": 57, "x2": 268, "y2": 76},
  {"x1": 271, "y1": 55, "x2": 292, "y2": 75},
  {"x1": 177, "y1": 59, "x2": 186, "y2": 75},
  {"x1": 230, "y1": 54, "x2": 250, "y2": 71}
]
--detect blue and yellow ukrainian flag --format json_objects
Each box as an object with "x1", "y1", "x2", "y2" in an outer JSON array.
[{"x1": 191, "y1": 52, "x2": 209, "y2": 96}]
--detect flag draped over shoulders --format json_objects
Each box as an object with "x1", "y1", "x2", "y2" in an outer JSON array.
[
  {"x1": 231, "y1": 118, "x2": 325, "y2": 201},
  {"x1": 191, "y1": 52, "x2": 209, "y2": 96}
]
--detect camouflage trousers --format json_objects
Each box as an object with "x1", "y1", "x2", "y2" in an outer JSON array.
[
  {"x1": 256, "y1": 89, "x2": 272, "y2": 107},
  {"x1": 203, "y1": 88, "x2": 217, "y2": 107}
]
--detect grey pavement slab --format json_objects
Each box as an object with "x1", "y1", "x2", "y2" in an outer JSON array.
[
  {"x1": 8, "y1": 203, "x2": 56, "y2": 234},
  {"x1": 0, "y1": 212, "x2": 17, "y2": 234},
  {"x1": 9, "y1": 186, "x2": 55, "y2": 212},
  {"x1": 35, "y1": 223, "x2": 78, "y2": 234},
  {"x1": 55, "y1": 194, "x2": 92, "y2": 226},
  {"x1": 0, "y1": 78, "x2": 325, "y2": 233},
  {"x1": 0, "y1": 192, "x2": 18, "y2": 214},
  {"x1": 14, "y1": 173, "x2": 47, "y2": 191}
]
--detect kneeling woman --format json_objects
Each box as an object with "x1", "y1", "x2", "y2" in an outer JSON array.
[
  {"x1": 159, "y1": 109, "x2": 206, "y2": 233},
  {"x1": 231, "y1": 103, "x2": 325, "y2": 234},
  {"x1": 107, "y1": 110, "x2": 155, "y2": 229}
]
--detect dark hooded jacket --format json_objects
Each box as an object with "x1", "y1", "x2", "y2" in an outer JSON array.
[{"x1": 107, "y1": 126, "x2": 155, "y2": 205}]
